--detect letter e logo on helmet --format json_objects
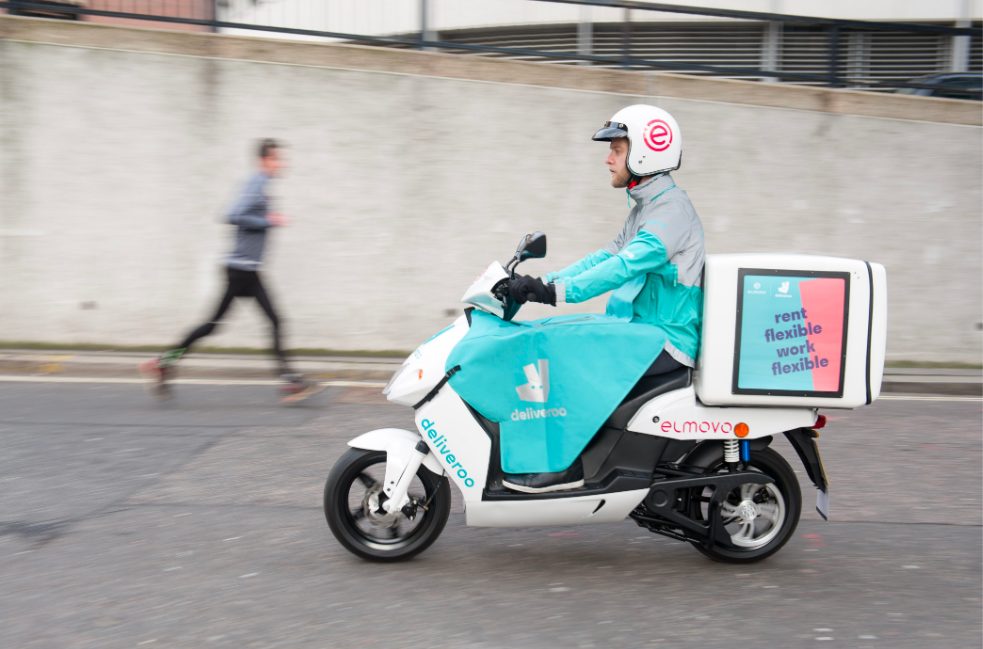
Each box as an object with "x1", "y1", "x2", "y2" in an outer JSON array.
[
  {"x1": 644, "y1": 119, "x2": 673, "y2": 152},
  {"x1": 593, "y1": 104, "x2": 682, "y2": 176}
]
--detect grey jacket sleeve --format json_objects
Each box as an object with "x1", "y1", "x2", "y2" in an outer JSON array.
[
  {"x1": 227, "y1": 176, "x2": 271, "y2": 229},
  {"x1": 602, "y1": 218, "x2": 631, "y2": 256}
]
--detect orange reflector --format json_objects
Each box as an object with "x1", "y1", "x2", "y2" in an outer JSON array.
[
  {"x1": 417, "y1": 369, "x2": 424, "y2": 380},
  {"x1": 734, "y1": 422, "x2": 749, "y2": 438}
]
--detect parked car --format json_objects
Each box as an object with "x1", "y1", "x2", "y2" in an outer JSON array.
[{"x1": 895, "y1": 73, "x2": 982, "y2": 100}]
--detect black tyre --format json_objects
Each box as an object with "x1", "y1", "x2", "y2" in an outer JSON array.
[
  {"x1": 689, "y1": 447, "x2": 802, "y2": 563},
  {"x1": 324, "y1": 448, "x2": 451, "y2": 562}
]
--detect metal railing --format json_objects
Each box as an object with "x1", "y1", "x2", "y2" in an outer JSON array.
[{"x1": 2, "y1": 0, "x2": 980, "y2": 94}]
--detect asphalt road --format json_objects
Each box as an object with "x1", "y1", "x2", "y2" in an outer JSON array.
[{"x1": 1, "y1": 380, "x2": 980, "y2": 648}]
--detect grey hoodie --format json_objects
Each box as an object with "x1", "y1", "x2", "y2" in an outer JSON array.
[{"x1": 226, "y1": 171, "x2": 273, "y2": 271}]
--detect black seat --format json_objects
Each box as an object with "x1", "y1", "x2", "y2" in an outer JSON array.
[{"x1": 604, "y1": 367, "x2": 692, "y2": 429}]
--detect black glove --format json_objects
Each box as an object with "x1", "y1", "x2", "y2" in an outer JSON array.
[{"x1": 509, "y1": 275, "x2": 556, "y2": 306}]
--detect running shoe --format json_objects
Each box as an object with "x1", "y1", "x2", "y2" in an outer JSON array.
[
  {"x1": 278, "y1": 374, "x2": 324, "y2": 404},
  {"x1": 138, "y1": 357, "x2": 174, "y2": 401}
]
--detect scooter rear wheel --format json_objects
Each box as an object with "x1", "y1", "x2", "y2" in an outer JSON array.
[
  {"x1": 324, "y1": 448, "x2": 451, "y2": 562},
  {"x1": 688, "y1": 448, "x2": 802, "y2": 563}
]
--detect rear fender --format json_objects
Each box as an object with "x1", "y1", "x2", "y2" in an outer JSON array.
[
  {"x1": 783, "y1": 428, "x2": 828, "y2": 493},
  {"x1": 348, "y1": 429, "x2": 446, "y2": 493}
]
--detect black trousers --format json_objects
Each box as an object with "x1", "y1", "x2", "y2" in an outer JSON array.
[
  {"x1": 644, "y1": 349, "x2": 685, "y2": 376},
  {"x1": 176, "y1": 267, "x2": 289, "y2": 374}
]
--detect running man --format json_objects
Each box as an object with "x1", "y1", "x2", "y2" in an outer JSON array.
[{"x1": 140, "y1": 139, "x2": 318, "y2": 402}]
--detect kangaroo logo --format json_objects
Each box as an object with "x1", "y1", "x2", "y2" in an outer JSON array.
[
  {"x1": 778, "y1": 281, "x2": 790, "y2": 294},
  {"x1": 516, "y1": 359, "x2": 549, "y2": 403}
]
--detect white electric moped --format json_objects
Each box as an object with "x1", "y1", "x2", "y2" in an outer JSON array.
[{"x1": 324, "y1": 233, "x2": 839, "y2": 564}]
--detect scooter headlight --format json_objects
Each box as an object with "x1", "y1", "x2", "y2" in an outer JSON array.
[{"x1": 382, "y1": 361, "x2": 411, "y2": 395}]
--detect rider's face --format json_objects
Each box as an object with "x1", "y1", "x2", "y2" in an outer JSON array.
[
  {"x1": 260, "y1": 149, "x2": 288, "y2": 177},
  {"x1": 606, "y1": 139, "x2": 631, "y2": 188}
]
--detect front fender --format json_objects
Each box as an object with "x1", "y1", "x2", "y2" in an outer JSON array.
[{"x1": 348, "y1": 428, "x2": 446, "y2": 478}]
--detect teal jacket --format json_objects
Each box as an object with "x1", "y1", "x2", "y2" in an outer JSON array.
[{"x1": 545, "y1": 174, "x2": 705, "y2": 366}]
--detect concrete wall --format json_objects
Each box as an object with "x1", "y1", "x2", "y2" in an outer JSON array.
[{"x1": 1, "y1": 16, "x2": 980, "y2": 362}]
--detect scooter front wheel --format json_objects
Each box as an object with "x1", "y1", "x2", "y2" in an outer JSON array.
[{"x1": 324, "y1": 448, "x2": 451, "y2": 562}]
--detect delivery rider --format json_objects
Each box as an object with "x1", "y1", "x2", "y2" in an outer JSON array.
[{"x1": 504, "y1": 105, "x2": 706, "y2": 493}]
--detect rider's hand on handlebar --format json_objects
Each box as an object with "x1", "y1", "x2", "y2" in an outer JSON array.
[{"x1": 509, "y1": 275, "x2": 556, "y2": 306}]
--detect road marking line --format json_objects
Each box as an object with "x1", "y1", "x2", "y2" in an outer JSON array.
[
  {"x1": 878, "y1": 395, "x2": 981, "y2": 402},
  {"x1": 0, "y1": 375, "x2": 387, "y2": 388},
  {"x1": 320, "y1": 380, "x2": 387, "y2": 388},
  {"x1": 0, "y1": 375, "x2": 973, "y2": 400}
]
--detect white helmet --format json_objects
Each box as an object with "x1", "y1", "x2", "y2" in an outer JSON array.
[{"x1": 592, "y1": 105, "x2": 682, "y2": 177}]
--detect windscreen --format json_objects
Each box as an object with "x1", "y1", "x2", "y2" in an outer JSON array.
[{"x1": 732, "y1": 269, "x2": 850, "y2": 397}]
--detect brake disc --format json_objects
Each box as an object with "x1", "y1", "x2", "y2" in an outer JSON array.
[{"x1": 361, "y1": 486, "x2": 403, "y2": 529}]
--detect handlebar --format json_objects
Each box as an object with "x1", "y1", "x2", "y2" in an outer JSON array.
[
  {"x1": 492, "y1": 280, "x2": 510, "y2": 303},
  {"x1": 497, "y1": 277, "x2": 545, "y2": 305}
]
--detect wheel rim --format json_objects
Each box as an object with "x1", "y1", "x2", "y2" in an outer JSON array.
[
  {"x1": 340, "y1": 457, "x2": 434, "y2": 552},
  {"x1": 719, "y1": 482, "x2": 786, "y2": 549},
  {"x1": 692, "y1": 462, "x2": 790, "y2": 552}
]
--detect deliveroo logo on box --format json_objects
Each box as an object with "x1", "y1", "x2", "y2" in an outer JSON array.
[{"x1": 512, "y1": 359, "x2": 567, "y2": 421}]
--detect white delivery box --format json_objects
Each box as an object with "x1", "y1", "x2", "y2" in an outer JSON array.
[{"x1": 695, "y1": 254, "x2": 887, "y2": 409}]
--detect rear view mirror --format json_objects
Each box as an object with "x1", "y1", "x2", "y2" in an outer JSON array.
[{"x1": 515, "y1": 232, "x2": 547, "y2": 261}]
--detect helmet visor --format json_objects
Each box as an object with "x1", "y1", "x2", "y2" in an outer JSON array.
[{"x1": 592, "y1": 121, "x2": 629, "y2": 141}]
